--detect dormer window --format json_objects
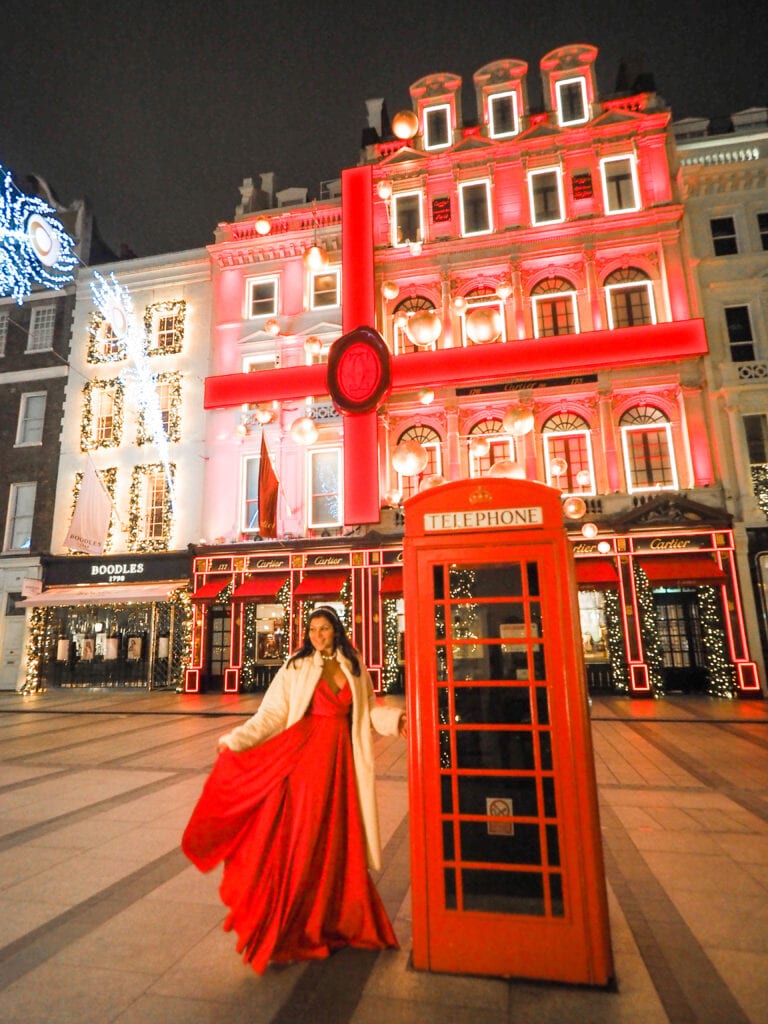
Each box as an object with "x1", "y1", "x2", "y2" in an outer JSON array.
[
  {"x1": 392, "y1": 191, "x2": 423, "y2": 247},
  {"x1": 423, "y1": 104, "x2": 452, "y2": 150},
  {"x1": 556, "y1": 77, "x2": 589, "y2": 126},
  {"x1": 459, "y1": 180, "x2": 493, "y2": 236},
  {"x1": 488, "y1": 91, "x2": 519, "y2": 138},
  {"x1": 528, "y1": 167, "x2": 565, "y2": 225},
  {"x1": 600, "y1": 155, "x2": 641, "y2": 214}
]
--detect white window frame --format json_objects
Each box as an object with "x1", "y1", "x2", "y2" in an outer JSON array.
[
  {"x1": 532, "y1": 290, "x2": 580, "y2": 338},
  {"x1": 27, "y1": 304, "x2": 56, "y2": 352},
  {"x1": 605, "y1": 280, "x2": 657, "y2": 329},
  {"x1": 460, "y1": 296, "x2": 507, "y2": 347},
  {"x1": 391, "y1": 190, "x2": 424, "y2": 248},
  {"x1": 245, "y1": 275, "x2": 279, "y2": 319},
  {"x1": 15, "y1": 391, "x2": 46, "y2": 446},
  {"x1": 396, "y1": 434, "x2": 443, "y2": 502},
  {"x1": 0, "y1": 310, "x2": 9, "y2": 357},
  {"x1": 423, "y1": 103, "x2": 452, "y2": 150},
  {"x1": 4, "y1": 482, "x2": 36, "y2": 551},
  {"x1": 310, "y1": 266, "x2": 340, "y2": 310},
  {"x1": 308, "y1": 446, "x2": 343, "y2": 529},
  {"x1": 620, "y1": 421, "x2": 678, "y2": 493},
  {"x1": 140, "y1": 469, "x2": 168, "y2": 542},
  {"x1": 91, "y1": 385, "x2": 118, "y2": 445},
  {"x1": 600, "y1": 155, "x2": 641, "y2": 214},
  {"x1": 459, "y1": 179, "x2": 493, "y2": 237},
  {"x1": 528, "y1": 167, "x2": 565, "y2": 225},
  {"x1": 468, "y1": 435, "x2": 515, "y2": 478},
  {"x1": 543, "y1": 429, "x2": 596, "y2": 495},
  {"x1": 242, "y1": 454, "x2": 261, "y2": 534},
  {"x1": 556, "y1": 76, "x2": 589, "y2": 127},
  {"x1": 243, "y1": 352, "x2": 278, "y2": 373},
  {"x1": 488, "y1": 90, "x2": 519, "y2": 139}
]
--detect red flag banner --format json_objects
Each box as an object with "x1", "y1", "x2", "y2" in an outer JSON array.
[
  {"x1": 63, "y1": 458, "x2": 113, "y2": 555},
  {"x1": 258, "y1": 432, "x2": 279, "y2": 538}
]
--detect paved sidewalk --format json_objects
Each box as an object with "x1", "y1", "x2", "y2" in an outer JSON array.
[{"x1": 0, "y1": 688, "x2": 766, "y2": 1023}]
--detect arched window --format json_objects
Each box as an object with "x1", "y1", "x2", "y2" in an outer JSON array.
[
  {"x1": 531, "y1": 277, "x2": 579, "y2": 338},
  {"x1": 393, "y1": 295, "x2": 439, "y2": 355},
  {"x1": 604, "y1": 268, "x2": 656, "y2": 329},
  {"x1": 467, "y1": 418, "x2": 515, "y2": 477},
  {"x1": 619, "y1": 405, "x2": 677, "y2": 492},
  {"x1": 542, "y1": 413, "x2": 595, "y2": 494},
  {"x1": 460, "y1": 286, "x2": 506, "y2": 347},
  {"x1": 395, "y1": 424, "x2": 442, "y2": 501}
]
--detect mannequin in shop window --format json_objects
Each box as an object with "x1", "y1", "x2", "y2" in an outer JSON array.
[{"x1": 182, "y1": 605, "x2": 407, "y2": 973}]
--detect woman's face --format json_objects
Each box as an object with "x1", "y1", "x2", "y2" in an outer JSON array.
[{"x1": 308, "y1": 615, "x2": 336, "y2": 654}]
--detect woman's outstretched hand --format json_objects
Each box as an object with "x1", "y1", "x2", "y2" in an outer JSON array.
[{"x1": 398, "y1": 714, "x2": 408, "y2": 739}]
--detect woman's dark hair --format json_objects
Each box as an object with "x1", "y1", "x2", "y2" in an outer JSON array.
[{"x1": 287, "y1": 607, "x2": 361, "y2": 675}]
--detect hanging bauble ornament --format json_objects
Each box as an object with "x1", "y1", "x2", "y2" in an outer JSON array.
[
  {"x1": 264, "y1": 318, "x2": 280, "y2": 337},
  {"x1": 420, "y1": 474, "x2": 447, "y2": 491},
  {"x1": 452, "y1": 294, "x2": 467, "y2": 312},
  {"x1": 303, "y1": 244, "x2": 329, "y2": 270},
  {"x1": 469, "y1": 435, "x2": 491, "y2": 457},
  {"x1": 254, "y1": 216, "x2": 271, "y2": 235},
  {"x1": 563, "y1": 496, "x2": 587, "y2": 519},
  {"x1": 377, "y1": 179, "x2": 393, "y2": 200},
  {"x1": 576, "y1": 469, "x2": 591, "y2": 487},
  {"x1": 550, "y1": 457, "x2": 568, "y2": 477},
  {"x1": 381, "y1": 280, "x2": 399, "y2": 300},
  {"x1": 392, "y1": 439, "x2": 428, "y2": 476},
  {"x1": 303, "y1": 335, "x2": 323, "y2": 356},
  {"x1": 405, "y1": 309, "x2": 442, "y2": 347},
  {"x1": 253, "y1": 402, "x2": 277, "y2": 425},
  {"x1": 418, "y1": 387, "x2": 435, "y2": 405},
  {"x1": 597, "y1": 540, "x2": 612, "y2": 554},
  {"x1": 581, "y1": 522, "x2": 599, "y2": 539},
  {"x1": 392, "y1": 109, "x2": 419, "y2": 140},
  {"x1": 384, "y1": 488, "x2": 402, "y2": 507},
  {"x1": 496, "y1": 278, "x2": 513, "y2": 300},
  {"x1": 502, "y1": 407, "x2": 534, "y2": 436},
  {"x1": 488, "y1": 459, "x2": 526, "y2": 479},
  {"x1": 290, "y1": 415, "x2": 318, "y2": 445},
  {"x1": 394, "y1": 311, "x2": 409, "y2": 331},
  {"x1": 466, "y1": 306, "x2": 502, "y2": 344}
]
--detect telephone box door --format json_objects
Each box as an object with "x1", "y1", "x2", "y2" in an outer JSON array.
[{"x1": 404, "y1": 479, "x2": 612, "y2": 984}]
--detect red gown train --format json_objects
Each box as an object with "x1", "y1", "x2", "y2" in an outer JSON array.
[{"x1": 182, "y1": 678, "x2": 398, "y2": 973}]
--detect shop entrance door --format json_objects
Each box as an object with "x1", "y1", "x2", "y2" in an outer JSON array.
[
  {"x1": 404, "y1": 478, "x2": 612, "y2": 984},
  {"x1": 205, "y1": 605, "x2": 231, "y2": 691},
  {"x1": 654, "y1": 591, "x2": 707, "y2": 693}
]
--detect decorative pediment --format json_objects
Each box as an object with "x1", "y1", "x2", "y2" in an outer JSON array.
[
  {"x1": 607, "y1": 494, "x2": 732, "y2": 531},
  {"x1": 450, "y1": 135, "x2": 496, "y2": 155},
  {"x1": 590, "y1": 108, "x2": 643, "y2": 129},
  {"x1": 379, "y1": 146, "x2": 428, "y2": 169},
  {"x1": 517, "y1": 121, "x2": 560, "y2": 142}
]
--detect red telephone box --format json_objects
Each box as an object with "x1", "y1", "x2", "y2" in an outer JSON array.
[{"x1": 403, "y1": 478, "x2": 613, "y2": 984}]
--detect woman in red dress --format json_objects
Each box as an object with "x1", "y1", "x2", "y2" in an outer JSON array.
[{"x1": 182, "y1": 607, "x2": 406, "y2": 974}]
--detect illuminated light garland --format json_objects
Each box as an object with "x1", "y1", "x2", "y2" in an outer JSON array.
[
  {"x1": 750, "y1": 465, "x2": 768, "y2": 519},
  {"x1": 143, "y1": 300, "x2": 186, "y2": 355},
  {"x1": 0, "y1": 164, "x2": 77, "y2": 304},
  {"x1": 698, "y1": 585, "x2": 737, "y2": 697},
  {"x1": 86, "y1": 311, "x2": 126, "y2": 364},
  {"x1": 136, "y1": 372, "x2": 182, "y2": 445},
  {"x1": 632, "y1": 565, "x2": 665, "y2": 696},
  {"x1": 80, "y1": 379, "x2": 125, "y2": 451},
  {"x1": 603, "y1": 590, "x2": 629, "y2": 693},
  {"x1": 382, "y1": 597, "x2": 400, "y2": 693},
  {"x1": 128, "y1": 463, "x2": 176, "y2": 552},
  {"x1": 166, "y1": 586, "x2": 193, "y2": 690},
  {"x1": 22, "y1": 606, "x2": 46, "y2": 692},
  {"x1": 69, "y1": 466, "x2": 117, "y2": 552}
]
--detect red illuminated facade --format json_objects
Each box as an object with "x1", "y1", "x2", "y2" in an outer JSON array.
[{"x1": 195, "y1": 44, "x2": 761, "y2": 698}]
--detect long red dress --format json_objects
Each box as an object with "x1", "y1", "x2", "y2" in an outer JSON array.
[{"x1": 182, "y1": 678, "x2": 398, "y2": 973}]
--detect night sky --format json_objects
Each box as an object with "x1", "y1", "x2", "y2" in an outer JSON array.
[{"x1": 4, "y1": 0, "x2": 765, "y2": 258}]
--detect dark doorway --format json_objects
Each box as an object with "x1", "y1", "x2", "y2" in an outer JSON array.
[
  {"x1": 653, "y1": 590, "x2": 708, "y2": 693},
  {"x1": 204, "y1": 604, "x2": 231, "y2": 691}
]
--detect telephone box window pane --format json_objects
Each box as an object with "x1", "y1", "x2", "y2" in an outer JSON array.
[
  {"x1": 527, "y1": 562, "x2": 540, "y2": 595},
  {"x1": 550, "y1": 873, "x2": 565, "y2": 916},
  {"x1": 453, "y1": 686, "x2": 532, "y2": 724},
  {"x1": 444, "y1": 869, "x2": 457, "y2": 910},
  {"x1": 532, "y1": 644, "x2": 547, "y2": 681},
  {"x1": 547, "y1": 825, "x2": 561, "y2": 866},
  {"x1": 441, "y1": 775, "x2": 454, "y2": 814},
  {"x1": 459, "y1": 777, "x2": 538, "y2": 816},
  {"x1": 455, "y1": 729, "x2": 535, "y2": 770},
  {"x1": 503, "y1": 648, "x2": 531, "y2": 680},
  {"x1": 433, "y1": 565, "x2": 445, "y2": 600},
  {"x1": 449, "y1": 563, "x2": 523, "y2": 598},
  {"x1": 434, "y1": 604, "x2": 445, "y2": 638},
  {"x1": 436, "y1": 645, "x2": 448, "y2": 681},
  {"x1": 438, "y1": 687, "x2": 449, "y2": 719},
  {"x1": 536, "y1": 686, "x2": 550, "y2": 724},
  {"x1": 442, "y1": 822, "x2": 455, "y2": 861},
  {"x1": 439, "y1": 729, "x2": 451, "y2": 767},
  {"x1": 539, "y1": 731, "x2": 553, "y2": 770},
  {"x1": 543, "y1": 777, "x2": 557, "y2": 817},
  {"x1": 460, "y1": 822, "x2": 542, "y2": 866},
  {"x1": 462, "y1": 869, "x2": 545, "y2": 915}
]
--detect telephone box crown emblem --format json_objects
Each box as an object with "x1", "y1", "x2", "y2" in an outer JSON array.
[{"x1": 468, "y1": 485, "x2": 494, "y2": 505}]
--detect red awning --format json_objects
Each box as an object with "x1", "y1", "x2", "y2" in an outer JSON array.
[
  {"x1": 293, "y1": 571, "x2": 349, "y2": 597},
  {"x1": 190, "y1": 578, "x2": 229, "y2": 601},
  {"x1": 638, "y1": 555, "x2": 727, "y2": 584},
  {"x1": 380, "y1": 568, "x2": 404, "y2": 595},
  {"x1": 575, "y1": 560, "x2": 618, "y2": 586},
  {"x1": 232, "y1": 574, "x2": 289, "y2": 600}
]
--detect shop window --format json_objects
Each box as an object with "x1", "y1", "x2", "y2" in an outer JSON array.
[
  {"x1": 246, "y1": 276, "x2": 279, "y2": 319},
  {"x1": 4, "y1": 482, "x2": 35, "y2": 551},
  {"x1": 528, "y1": 168, "x2": 564, "y2": 225},
  {"x1": 556, "y1": 77, "x2": 589, "y2": 126},
  {"x1": 424, "y1": 104, "x2": 452, "y2": 150},
  {"x1": 254, "y1": 604, "x2": 285, "y2": 664},
  {"x1": 396, "y1": 424, "x2": 442, "y2": 502},
  {"x1": 308, "y1": 447, "x2": 342, "y2": 528},
  {"x1": 744, "y1": 415, "x2": 768, "y2": 513},
  {"x1": 600, "y1": 155, "x2": 640, "y2": 214},
  {"x1": 0, "y1": 310, "x2": 8, "y2": 357},
  {"x1": 531, "y1": 277, "x2": 579, "y2": 337},
  {"x1": 488, "y1": 91, "x2": 519, "y2": 138},
  {"x1": 468, "y1": 418, "x2": 515, "y2": 477},
  {"x1": 620, "y1": 405, "x2": 677, "y2": 492},
  {"x1": 242, "y1": 454, "x2": 260, "y2": 533},
  {"x1": 758, "y1": 212, "x2": 768, "y2": 251},
  {"x1": 459, "y1": 180, "x2": 492, "y2": 236},
  {"x1": 16, "y1": 391, "x2": 46, "y2": 446},
  {"x1": 145, "y1": 301, "x2": 185, "y2": 354},
  {"x1": 710, "y1": 217, "x2": 738, "y2": 256},
  {"x1": 604, "y1": 268, "x2": 656, "y2": 328},
  {"x1": 724, "y1": 306, "x2": 755, "y2": 362},
  {"x1": 310, "y1": 267, "x2": 340, "y2": 310},
  {"x1": 393, "y1": 295, "x2": 439, "y2": 354},
  {"x1": 27, "y1": 304, "x2": 55, "y2": 352},
  {"x1": 392, "y1": 191, "x2": 423, "y2": 247},
  {"x1": 542, "y1": 413, "x2": 595, "y2": 494}
]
